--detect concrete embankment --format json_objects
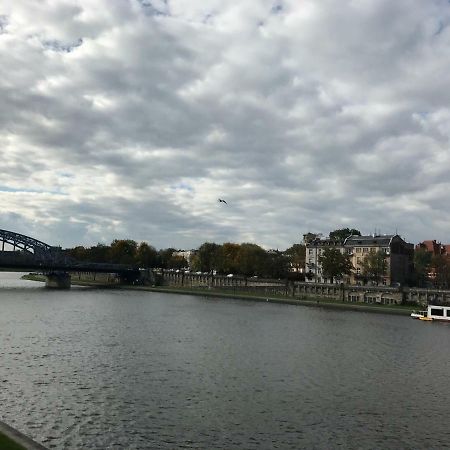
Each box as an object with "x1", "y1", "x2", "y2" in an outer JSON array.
[
  {"x1": 130, "y1": 286, "x2": 414, "y2": 316},
  {"x1": 21, "y1": 274, "x2": 414, "y2": 316},
  {"x1": 0, "y1": 421, "x2": 47, "y2": 450}
]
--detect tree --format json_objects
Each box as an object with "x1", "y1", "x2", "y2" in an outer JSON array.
[
  {"x1": 220, "y1": 243, "x2": 240, "y2": 274},
  {"x1": 136, "y1": 242, "x2": 158, "y2": 268},
  {"x1": 318, "y1": 248, "x2": 353, "y2": 283},
  {"x1": 158, "y1": 248, "x2": 176, "y2": 268},
  {"x1": 192, "y1": 242, "x2": 222, "y2": 272},
  {"x1": 361, "y1": 251, "x2": 387, "y2": 284},
  {"x1": 109, "y1": 239, "x2": 138, "y2": 265},
  {"x1": 413, "y1": 248, "x2": 432, "y2": 287},
  {"x1": 236, "y1": 243, "x2": 267, "y2": 276},
  {"x1": 431, "y1": 254, "x2": 450, "y2": 289},
  {"x1": 284, "y1": 244, "x2": 306, "y2": 272},
  {"x1": 167, "y1": 254, "x2": 188, "y2": 269},
  {"x1": 329, "y1": 228, "x2": 361, "y2": 242},
  {"x1": 264, "y1": 250, "x2": 289, "y2": 279},
  {"x1": 88, "y1": 243, "x2": 110, "y2": 263}
]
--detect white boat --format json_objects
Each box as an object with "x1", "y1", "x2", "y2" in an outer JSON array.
[
  {"x1": 411, "y1": 305, "x2": 450, "y2": 322},
  {"x1": 410, "y1": 311, "x2": 427, "y2": 319}
]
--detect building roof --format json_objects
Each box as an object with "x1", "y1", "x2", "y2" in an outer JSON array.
[{"x1": 344, "y1": 234, "x2": 395, "y2": 246}]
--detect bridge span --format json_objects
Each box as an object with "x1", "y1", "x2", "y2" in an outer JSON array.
[{"x1": 0, "y1": 228, "x2": 140, "y2": 288}]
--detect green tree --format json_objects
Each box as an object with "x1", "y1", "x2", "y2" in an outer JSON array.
[
  {"x1": 264, "y1": 250, "x2": 289, "y2": 279},
  {"x1": 193, "y1": 242, "x2": 222, "y2": 272},
  {"x1": 318, "y1": 248, "x2": 353, "y2": 283},
  {"x1": 413, "y1": 248, "x2": 432, "y2": 287},
  {"x1": 158, "y1": 248, "x2": 176, "y2": 268},
  {"x1": 136, "y1": 242, "x2": 158, "y2": 268},
  {"x1": 87, "y1": 243, "x2": 110, "y2": 263},
  {"x1": 109, "y1": 239, "x2": 138, "y2": 265},
  {"x1": 67, "y1": 245, "x2": 88, "y2": 261},
  {"x1": 236, "y1": 243, "x2": 267, "y2": 276},
  {"x1": 329, "y1": 228, "x2": 361, "y2": 242},
  {"x1": 361, "y1": 251, "x2": 388, "y2": 284}
]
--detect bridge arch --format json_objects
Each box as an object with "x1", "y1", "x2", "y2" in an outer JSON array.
[{"x1": 0, "y1": 228, "x2": 53, "y2": 259}]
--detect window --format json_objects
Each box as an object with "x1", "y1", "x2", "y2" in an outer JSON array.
[
  {"x1": 356, "y1": 257, "x2": 361, "y2": 263},
  {"x1": 356, "y1": 268, "x2": 361, "y2": 274},
  {"x1": 431, "y1": 308, "x2": 444, "y2": 317},
  {"x1": 363, "y1": 247, "x2": 368, "y2": 253},
  {"x1": 308, "y1": 249, "x2": 313, "y2": 254},
  {"x1": 356, "y1": 248, "x2": 361, "y2": 253}
]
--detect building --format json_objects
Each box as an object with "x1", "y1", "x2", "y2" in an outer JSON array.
[
  {"x1": 416, "y1": 240, "x2": 450, "y2": 256},
  {"x1": 304, "y1": 235, "x2": 344, "y2": 284},
  {"x1": 172, "y1": 250, "x2": 197, "y2": 268},
  {"x1": 305, "y1": 233, "x2": 414, "y2": 286}
]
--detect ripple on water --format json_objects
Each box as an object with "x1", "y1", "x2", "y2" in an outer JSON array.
[{"x1": 1, "y1": 274, "x2": 450, "y2": 448}]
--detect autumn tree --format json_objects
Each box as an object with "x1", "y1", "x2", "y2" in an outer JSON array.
[
  {"x1": 431, "y1": 254, "x2": 450, "y2": 288},
  {"x1": 284, "y1": 244, "x2": 306, "y2": 272},
  {"x1": 219, "y1": 243, "x2": 240, "y2": 274},
  {"x1": 318, "y1": 248, "x2": 353, "y2": 283}
]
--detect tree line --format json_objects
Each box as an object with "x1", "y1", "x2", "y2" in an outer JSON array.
[
  {"x1": 64, "y1": 227, "x2": 450, "y2": 287},
  {"x1": 65, "y1": 240, "x2": 306, "y2": 279}
]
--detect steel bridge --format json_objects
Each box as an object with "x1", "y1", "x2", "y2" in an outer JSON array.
[{"x1": 0, "y1": 228, "x2": 140, "y2": 286}]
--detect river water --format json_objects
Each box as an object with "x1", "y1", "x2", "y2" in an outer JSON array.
[{"x1": 0, "y1": 272, "x2": 449, "y2": 449}]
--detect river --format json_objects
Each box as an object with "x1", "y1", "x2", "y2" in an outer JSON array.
[{"x1": 0, "y1": 272, "x2": 449, "y2": 449}]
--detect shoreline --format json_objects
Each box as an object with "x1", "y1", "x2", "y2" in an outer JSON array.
[
  {"x1": 129, "y1": 285, "x2": 414, "y2": 315},
  {"x1": 0, "y1": 420, "x2": 47, "y2": 450},
  {"x1": 21, "y1": 275, "x2": 413, "y2": 316}
]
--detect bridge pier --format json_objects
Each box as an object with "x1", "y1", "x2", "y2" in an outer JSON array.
[{"x1": 45, "y1": 272, "x2": 71, "y2": 289}]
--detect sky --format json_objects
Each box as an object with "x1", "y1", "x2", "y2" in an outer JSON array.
[{"x1": 1, "y1": 0, "x2": 450, "y2": 250}]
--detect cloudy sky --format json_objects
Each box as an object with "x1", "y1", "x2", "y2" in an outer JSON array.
[{"x1": 1, "y1": 0, "x2": 450, "y2": 250}]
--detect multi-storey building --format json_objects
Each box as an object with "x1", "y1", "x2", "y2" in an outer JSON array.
[{"x1": 305, "y1": 233, "x2": 413, "y2": 286}]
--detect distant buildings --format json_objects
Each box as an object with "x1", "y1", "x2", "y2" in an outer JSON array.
[
  {"x1": 416, "y1": 240, "x2": 450, "y2": 256},
  {"x1": 305, "y1": 233, "x2": 414, "y2": 286}
]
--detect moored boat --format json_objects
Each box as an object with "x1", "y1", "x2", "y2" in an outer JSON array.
[{"x1": 411, "y1": 305, "x2": 450, "y2": 322}]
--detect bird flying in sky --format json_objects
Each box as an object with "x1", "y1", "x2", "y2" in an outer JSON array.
[{"x1": 218, "y1": 198, "x2": 227, "y2": 204}]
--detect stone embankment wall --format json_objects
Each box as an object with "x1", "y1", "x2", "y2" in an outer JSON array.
[{"x1": 155, "y1": 270, "x2": 450, "y2": 306}]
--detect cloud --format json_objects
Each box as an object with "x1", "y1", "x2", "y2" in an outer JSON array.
[{"x1": 1, "y1": 0, "x2": 450, "y2": 250}]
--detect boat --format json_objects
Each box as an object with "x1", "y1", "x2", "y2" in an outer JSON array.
[
  {"x1": 411, "y1": 305, "x2": 450, "y2": 322},
  {"x1": 411, "y1": 311, "x2": 427, "y2": 319}
]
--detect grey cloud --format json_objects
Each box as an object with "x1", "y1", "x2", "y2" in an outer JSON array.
[{"x1": 1, "y1": 0, "x2": 450, "y2": 249}]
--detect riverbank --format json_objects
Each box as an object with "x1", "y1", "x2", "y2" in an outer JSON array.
[
  {"x1": 131, "y1": 285, "x2": 414, "y2": 315},
  {"x1": 0, "y1": 421, "x2": 46, "y2": 450},
  {"x1": 21, "y1": 274, "x2": 414, "y2": 316}
]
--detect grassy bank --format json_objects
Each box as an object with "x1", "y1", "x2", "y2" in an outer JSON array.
[
  {"x1": 22, "y1": 274, "x2": 414, "y2": 316},
  {"x1": 130, "y1": 285, "x2": 414, "y2": 316},
  {"x1": 0, "y1": 432, "x2": 26, "y2": 450}
]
